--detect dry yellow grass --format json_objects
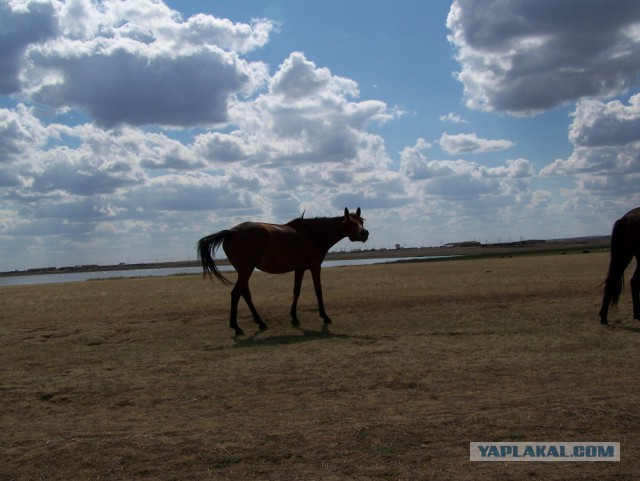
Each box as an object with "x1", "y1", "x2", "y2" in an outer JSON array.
[{"x1": 2, "y1": 252, "x2": 640, "y2": 480}]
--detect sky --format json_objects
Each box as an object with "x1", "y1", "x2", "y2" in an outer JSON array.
[{"x1": 2, "y1": 0, "x2": 640, "y2": 271}]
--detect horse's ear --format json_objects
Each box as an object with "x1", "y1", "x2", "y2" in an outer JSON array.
[
  {"x1": 344, "y1": 207, "x2": 349, "y2": 218},
  {"x1": 356, "y1": 207, "x2": 361, "y2": 217}
]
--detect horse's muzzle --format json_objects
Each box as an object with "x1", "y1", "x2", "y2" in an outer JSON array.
[{"x1": 360, "y1": 229, "x2": 369, "y2": 242}]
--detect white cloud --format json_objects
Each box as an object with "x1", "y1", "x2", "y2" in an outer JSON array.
[
  {"x1": 17, "y1": 0, "x2": 274, "y2": 127},
  {"x1": 540, "y1": 93, "x2": 640, "y2": 216},
  {"x1": 542, "y1": 94, "x2": 640, "y2": 177},
  {"x1": 400, "y1": 139, "x2": 533, "y2": 200},
  {"x1": 0, "y1": 46, "x2": 407, "y2": 261},
  {"x1": 30, "y1": 144, "x2": 145, "y2": 196},
  {"x1": 121, "y1": 173, "x2": 253, "y2": 214},
  {"x1": 568, "y1": 94, "x2": 640, "y2": 147},
  {"x1": 0, "y1": 0, "x2": 58, "y2": 94},
  {"x1": 396, "y1": 139, "x2": 549, "y2": 245},
  {"x1": 439, "y1": 132, "x2": 515, "y2": 154},
  {"x1": 447, "y1": 0, "x2": 640, "y2": 115},
  {"x1": 0, "y1": 104, "x2": 49, "y2": 163},
  {"x1": 270, "y1": 52, "x2": 348, "y2": 100},
  {"x1": 439, "y1": 113, "x2": 467, "y2": 124},
  {"x1": 30, "y1": 47, "x2": 263, "y2": 128},
  {"x1": 227, "y1": 52, "x2": 400, "y2": 167},
  {"x1": 4, "y1": 0, "x2": 605, "y2": 269}
]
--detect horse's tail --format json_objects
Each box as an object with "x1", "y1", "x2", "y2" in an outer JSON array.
[
  {"x1": 602, "y1": 217, "x2": 632, "y2": 309},
  {"x1": 196, "y1": 230, "x2": 234, "y2": 286}
]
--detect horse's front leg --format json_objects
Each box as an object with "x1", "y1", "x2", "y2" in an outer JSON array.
[
  {"x1": 290, "y1": 269, "x2": 305, "y2": 327},
  {"x1": 631, "y1": 260, "x2": 640, "y2": 321},
  {"x1": 310, "y1": 266, "x2": 331, "y2": 324}
]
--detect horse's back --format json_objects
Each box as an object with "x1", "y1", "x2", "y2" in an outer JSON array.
[
  {"x1": 223, "y1": 222, "x2": 275, "y2": 255},
  {"x1": 223, "y1": 221, "x2": 311, "y2": 274},
  {"x1": 623, "y1": 207, "x2": 640, "y2": 224}
]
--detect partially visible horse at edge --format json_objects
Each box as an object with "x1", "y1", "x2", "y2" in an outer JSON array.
[
  {"x1": 599, "y1": 207, "x2": 640, "y2": 325},
  {"x1": 197, "y1": 207, "x2": 369, "y2": 336}
]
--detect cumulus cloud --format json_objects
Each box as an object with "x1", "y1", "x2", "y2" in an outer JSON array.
[
  {"x1": 2, "y1": 0, "x2": 582, "y2": 269},
  {"x1": 15, "y1": 0, "x2": 274, "y2": 127},
  {"x1": 439, "y1": 132, "x2": 515, "y2": 154},
  {"x1": 440, "y1": 113, "x2": 467, "y2": 124},
  {"x1": 226, "y1": 52, "x2": 400, "y2": 167},
  {"x1": 568, "y1": 94, "x2": 640, "y2": 147},
  {"x1": 0, "y1": 104, "x2": 49, "y2": 163},
  {"x1": 31, "y1": 47, "x2": 262, "y2": 128},
  {"x1": 540, "y1": 93, "x2": 640, "y2": 213},
  {"x1": 400, "y1": 139, "x2": 533, "y2": 200},
  {"x1": 396, "y1": 138, "x2": 548, "y2": 244},
  {"x1": 542, "y1": 94, "x2": 640, "y2": 176},
  {"x1": 0, "y1": 44, "x2": 406, "y2": 261},
  {"x1": 0, "y1": 0, "x2": 58, "y2": 94},
  {"x1": 447, "y1": 0, "x2": 640, "y2": 114},
  {"x1": 122, "y1": 173, "x2": 253, "y2": 214},
  {"x1": 30, "y1": 145, "x2": 145, "y2": 196}
]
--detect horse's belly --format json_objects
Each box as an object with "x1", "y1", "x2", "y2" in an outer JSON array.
[
  {"x1": 256, "y1": 243, "x2": 311, "y2": 273},
  {"x1": 256, "y1": 255, "x2": 305, "y2": 274}
]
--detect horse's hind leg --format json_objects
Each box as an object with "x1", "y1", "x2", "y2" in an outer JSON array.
[
  {"x1": 599, "y1": 282, "x2": 615, "y2": 325},
  {"x1": 228, "y1": 268, "x2": 267, "y2": 335},
  {"x1": 631, "y1": 258, "x2": 640, "y2": 321},
  {"x1": 229, "y1": 285, "x2": 245, "y2": 336},
  {"x1": 241, "y1": 286, "x2": 267, "y2": 331}
]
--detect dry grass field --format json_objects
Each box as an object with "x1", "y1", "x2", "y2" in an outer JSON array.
[{"x1": 2, "y1": 251, "x2": 640, "y2": 480}]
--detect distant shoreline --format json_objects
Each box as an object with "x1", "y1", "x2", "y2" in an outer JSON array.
[{"x1": 0, "y1": 236, "x2": 610, "y2": 278}]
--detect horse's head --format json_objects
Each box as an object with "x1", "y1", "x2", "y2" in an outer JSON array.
[{"x1": 344, "y1": 207, "x2": 369, "y2": 242}]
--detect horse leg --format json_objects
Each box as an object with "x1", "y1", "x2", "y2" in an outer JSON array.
[
  {"x1": 229, "y1": 284, "x2": 244, "y2": 336},
  {"x1": 229, "y1": 268, "x2": 266, "y2": 335},
  {"x1": 631, "y1": 258, "x2": 640, "y2": 321},
  {"x1": 241, "y1": 284, "x2": 267, "y2": 331},
  {"x1": 599, "y1": 250, "x2": 634, "y2": 325},
  {"x1": 599, "y1": 290, "x2": 611, "y2": 325},
  {"x1": 310, "y1": 266, "x2": 331, "y2": 324},
  {"x1": 289, "y1": 269, "x2": 304, "y2": 326}
]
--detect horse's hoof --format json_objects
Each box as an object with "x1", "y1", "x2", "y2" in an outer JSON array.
[
  {"x1": 291, "y1": 319, "x2": 300, "y2": 327},
  {"x1": 234, "y1": 329, "x2": 245, "y2": 337},
  {"x1": 258, "y1": 323, "x2": 268, "y2": 331},
  {"x1": 323, "y1": 318, "x2": 332, "y2": 325}
]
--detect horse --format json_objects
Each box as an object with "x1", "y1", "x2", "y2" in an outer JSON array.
[
  {"x1": 599, "y1": 207, "x2": 640, "y2": 325},
  {"x1": 197, "y1": 207, "x2": 369, "y2": 336}
]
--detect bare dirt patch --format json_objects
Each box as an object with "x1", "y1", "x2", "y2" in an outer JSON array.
[{"x1": 1, "y1": 252, "x2": 639, "y2": 480}]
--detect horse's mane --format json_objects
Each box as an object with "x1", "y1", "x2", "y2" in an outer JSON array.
[
  {"x1": 286, "y1": 212, "x2": 364, "y2": 227},
  {"x1": 286, "y1": 215, "x2": 342, "y2": 228}
]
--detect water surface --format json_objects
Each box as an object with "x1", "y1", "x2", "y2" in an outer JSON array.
[{"x1": 0, "y1": 256, "x2": 450, "y2": 286}]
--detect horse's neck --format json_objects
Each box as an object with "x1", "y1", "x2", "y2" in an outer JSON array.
[
  {"x1": 319, "y1": 221, "x2": 348, "y2": 250},
  {"x1": 297, "y1": 218, "x2": 347, "y2": 252}
]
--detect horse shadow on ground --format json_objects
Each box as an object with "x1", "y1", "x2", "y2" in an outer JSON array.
[
  {"x1": 614, "y1": 323, "x2": 640, "y2": 334},
  {"x1": 231, "y1": 324, "x2": 379, "y2": 348},
  {"x1": 200, "y1": 323, "x2": 380, "y2": 351}
]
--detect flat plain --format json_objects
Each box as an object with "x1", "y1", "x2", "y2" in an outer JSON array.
[{"x1": 2, "y1": 250, "x2": 640, "y2": 480}]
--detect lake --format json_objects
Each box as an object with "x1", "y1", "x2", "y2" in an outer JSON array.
[{"x1": 0, "y1": 256, "x2": 450, "y2": 286}]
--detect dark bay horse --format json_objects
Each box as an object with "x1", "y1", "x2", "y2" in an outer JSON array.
[
  {"x1": 197, "y1": 207, "x2": 369, "y2": 336},
  {"x1": 599, "y1": 207, "x2": 640, "y2": 325}
]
